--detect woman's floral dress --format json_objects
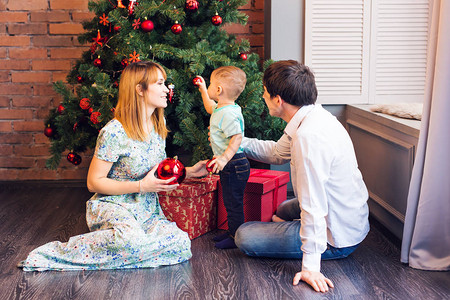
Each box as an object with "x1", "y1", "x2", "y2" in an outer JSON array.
[{"x1": 21, "y1": 119, "x2": 191, "y2": 271}]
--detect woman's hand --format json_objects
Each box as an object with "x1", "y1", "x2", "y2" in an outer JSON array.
[
  {"x1": 140, "y1": 164, "x2": 179, "y2": 193},
  {"x1": 186, "y1": 160, "x2": 208, "y2": 178}
]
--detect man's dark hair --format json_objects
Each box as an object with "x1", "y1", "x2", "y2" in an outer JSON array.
[{"x1": 263, "y1": 60, "x2": 318, "y2": 106}]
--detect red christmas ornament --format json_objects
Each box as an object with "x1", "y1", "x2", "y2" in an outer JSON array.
[
  {"x1": 67, "y1": 152, "x2": 76, "y2": 163},
  {"x1": 113, "y1": 81, "x2": 119, "y2": 88},
  {"x1": 57, "y1": 104, "x2": 65, "y2": 114},
  {"x1": 73, "y1": 122, "x2": 78, "y2": 131},
  {"x1": 72, "y1": 155, "x2": 82, "y2": 165},
  {"x1": 212, "y1": 13, "x2": 222, "y2": 26},
  {"x1": 157, "y1": 156, "x2": 186, "y2": 184},
  {"x1": 44, "y1": 125, "x2": 54, "y2": 138},
  {"x1": 93, "y1": 58, "x2": 102, "y2": 67},
  {"x1": 239, "y1": 53, "x2": 248, "y2": 60},
  {"x1": 90, "y1": 111, "x2": 101, "y2": 124},
  {"x1": 79, "y1": 98, "x2": 91, "y2": 110},
  {"x1": 168, "y1": 83, "x2": 174, "y2": 102},
  {"x1": 76, "y1": 76, "x2": 83, "y2": 83},
  {"x1": 206, "y1": 158, "x2": 216, "y2": 173},
  {"x1": 141, "y1": 20, "x2": 154, "y2": 32},
  {"x1": 114, "y1": 25, "x2": 121, "y2": 32},
  {"x1": 185, "y1": 0, "x2": 199, "y2": 11},
  {"x1": 192, "y1": 76, "x2": 203, "y2": 86},
  {"x1": 171, "y1": 22, "x2": 182, "y2": 34}
]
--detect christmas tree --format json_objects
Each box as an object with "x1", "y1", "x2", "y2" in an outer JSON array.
[{"x1": 45, "y1": 0, "x2": 285, "y2": 169}]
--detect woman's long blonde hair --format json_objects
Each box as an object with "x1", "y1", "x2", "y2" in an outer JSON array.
[{"x1": 115, "y1": 61, "x2": 169, "y2": 141}]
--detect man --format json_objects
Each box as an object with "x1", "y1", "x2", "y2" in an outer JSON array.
[{"x1": 235, "y1": 60, "x2": 369, "y2": 293}]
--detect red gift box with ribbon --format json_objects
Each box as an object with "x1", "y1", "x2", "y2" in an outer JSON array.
[
  {"x1": 159, "y1": 175, "x2": 219, "y2": 239},
  {"x1": 217, "y1": 169, "x2": 290, "y2": 230}
]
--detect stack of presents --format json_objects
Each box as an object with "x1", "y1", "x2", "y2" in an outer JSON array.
[{"x1": 159, "y1": 168, "x2": 290, "y2": 239}]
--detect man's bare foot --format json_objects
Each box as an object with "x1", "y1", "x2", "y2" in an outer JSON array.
[{"x1": 272, "y1": 215, "x2": 285, "y2": 222}]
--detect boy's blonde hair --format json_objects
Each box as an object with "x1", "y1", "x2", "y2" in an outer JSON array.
[
  {"x1": 212, "y1": 66, "x2": 247, "y2": 100},
  {"x1": 115, "y1": 61, "x2": 169, "y2": 141}
]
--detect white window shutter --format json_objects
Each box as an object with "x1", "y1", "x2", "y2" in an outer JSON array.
[
  {"x1": 305, "y1": 0, "x2": 430, "y2": 105},
  {"x1": 369, "y1": 0, "x2": 430, "y2": 104},
  {"x1": 305, "y1": 0, "x2": 370, "y2": 104}
]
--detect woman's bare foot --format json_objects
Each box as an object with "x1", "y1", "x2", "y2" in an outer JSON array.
[{"x1": 272, "y1": 215, "x2": 285, "y2": 222}]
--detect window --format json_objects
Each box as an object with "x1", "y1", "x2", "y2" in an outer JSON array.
[{"x1": 305, "y1": 0, "x2": 430, "y2": 104}]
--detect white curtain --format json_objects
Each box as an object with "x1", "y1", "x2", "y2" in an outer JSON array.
[{"x1": 401, "y1": 0, "x2": 450, "y2": 271}]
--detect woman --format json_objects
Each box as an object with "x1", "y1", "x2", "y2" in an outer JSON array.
[{"x1": 19, "y1": 61, "x2": 207, "y2": 271}]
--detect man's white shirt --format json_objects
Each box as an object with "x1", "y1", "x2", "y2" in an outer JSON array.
[{"x1": 241, "y1": 104, "x2": 369, "y2": 272}]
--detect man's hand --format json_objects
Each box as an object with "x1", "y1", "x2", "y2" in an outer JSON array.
[{"x1": 293, "y1": 270, "x2": 334, "y2": 293}]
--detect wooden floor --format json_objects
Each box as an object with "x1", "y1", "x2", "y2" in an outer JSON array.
[{"x1": 1, "y1": 182, "x2": 449, "y2": 300}]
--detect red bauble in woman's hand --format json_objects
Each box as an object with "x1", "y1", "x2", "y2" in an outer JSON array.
[
  {"x1": 157, "y1": 156, "x2": 186, "y2": 184},
  {"x1": 206, "y1": 158, "x2": 216, "y2": 173}
]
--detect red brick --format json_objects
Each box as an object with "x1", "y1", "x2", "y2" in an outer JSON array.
[
  {"x1": 32, "y1": 59, "x2": 71, "y2": 71},
  {"x1": 7, "y1": 0, "x2": 48, "y2": 11},
  {"x1": 16, "y1": 168, "x2": 61, "y2": 180},
  {"x1": 0, "y1": 84, "x2": 33, "y2": 96},
  {"x1": 36, "y1": 107, "x2": 55, "y2": 119},
  {"x1": 60, "y1": 167, "x2": 90, "y2": 180},
  {"x1": 0, "y1": 133, "x2": 33, "y2": 144},
  {"x1": 12, "y1": 72, "x2": 51, "y2": 83},
  {"x1": 8, "y1": 23, "x2": 47, "y2": 35},
  {"x1": 0, "y1": 121, "x2": 12, "y2": 132},
  {"x1": 237, "y1": 35, "x2": 264, "y2": 47},
  {"x1": 0, "y1": 145, "x2": 13, "y2": 155},
  {"x1": 50, "y1": 47, "x2": 86, "y2": 59},
  {"x1": 0, "y1": 96, "x2": 9, "y2": 107},
  {"x1": 72, "y1": 12, "x2": 96, "y2": 22},
  {"x1": 0, "y1": 36, "x2": 31, "y2": 47},
  {"x1": 0, "y1": 12, "x2": 28, "y2": 23},
  {"x1": 0, "y1": 169, "x2": 19, "y2": 180},
  {"x1": 33, "y1": 84, "x2": 58, "y2": 96},
  {"x1": 50, "y1": 0, "x2": 89, "y2": 10},
  {"x1": 254, "y1": 0, "x2": 264, "y2": 10},
  {"x1": 49, "y1": 23, "x2": 85, "y2": 35},
  {"x1": 14, "y1": 144, "x2": 49, "y2": 156},
  {"x1": 0, "y1": 109, "x2": 33, "y2": 119},
  {"x1": 224, "y1": 23, "x2": 250, "y2": 34},
  {"x1": 13, "y1": 120, "x2": 44, "y2": 131},
  {"x1": 0, "y1": 48, "x2": 6, "y2": 58},
  {"x1": 12, "y1": 96, "x2": 52, "y2": 108},
  {"x1": 33, "y1": 36, "x2": 74, "y2": 47},
  {"x1": 0, "y1": 71, "x2": 9, "y2": 82},
  {"x1": 52, "y1": 72, "x2": 69, "y2": 82},
  {"x1": 9, "y1": 48, "x2": 48, "y2": 59},
  {"x1": 239, "y1": 3, "x2": 252, "y2": 9},
  {"x1": 246, "y1": 11, "x2": 264, "y2": 23},
  {"x1": 0, "y1": 60, "x2": 30, "y2": 70},
  {"x1": 0, "y1": 0, "x2": 6, "y2": 10},
  {"x1": 252, "y1": 23, "x2": 264, "y2": 34},
  {"x1": 31, "y1": 11, "x2": 71, "y2": 22},
  {"x1": 0, "y1": 24, "x2": 5, "y2": 34},
  {"x1": 0, "y1": 157, "x2": 35, "y2": 168},
  {"x1": 35, "y1": 132, "x2": 51, "y2": 144}
]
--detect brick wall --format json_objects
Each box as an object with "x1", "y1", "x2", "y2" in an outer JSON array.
[{"x1": 0, "y1": 0, "x2": 265, "y2": 181}]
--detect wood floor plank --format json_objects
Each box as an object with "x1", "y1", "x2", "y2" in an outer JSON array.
[{"x1": 1, "y1": 182, "x2": 449, "y2": 300}]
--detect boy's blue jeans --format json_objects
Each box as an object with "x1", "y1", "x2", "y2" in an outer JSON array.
[
  {"x1": 219, "y1": 153, "x2": 250, "y2": 236},
  {"x1": 235, "y1": 198, "x2": 359, "y2": 260}
]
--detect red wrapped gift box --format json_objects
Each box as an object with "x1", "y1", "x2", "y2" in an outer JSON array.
[
  {"x1": 159, "y1": 175, "x2": 219, "y2": 239},
  {"x1": 217, "y1": 168, "x2": 290, "y2": 230}
]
